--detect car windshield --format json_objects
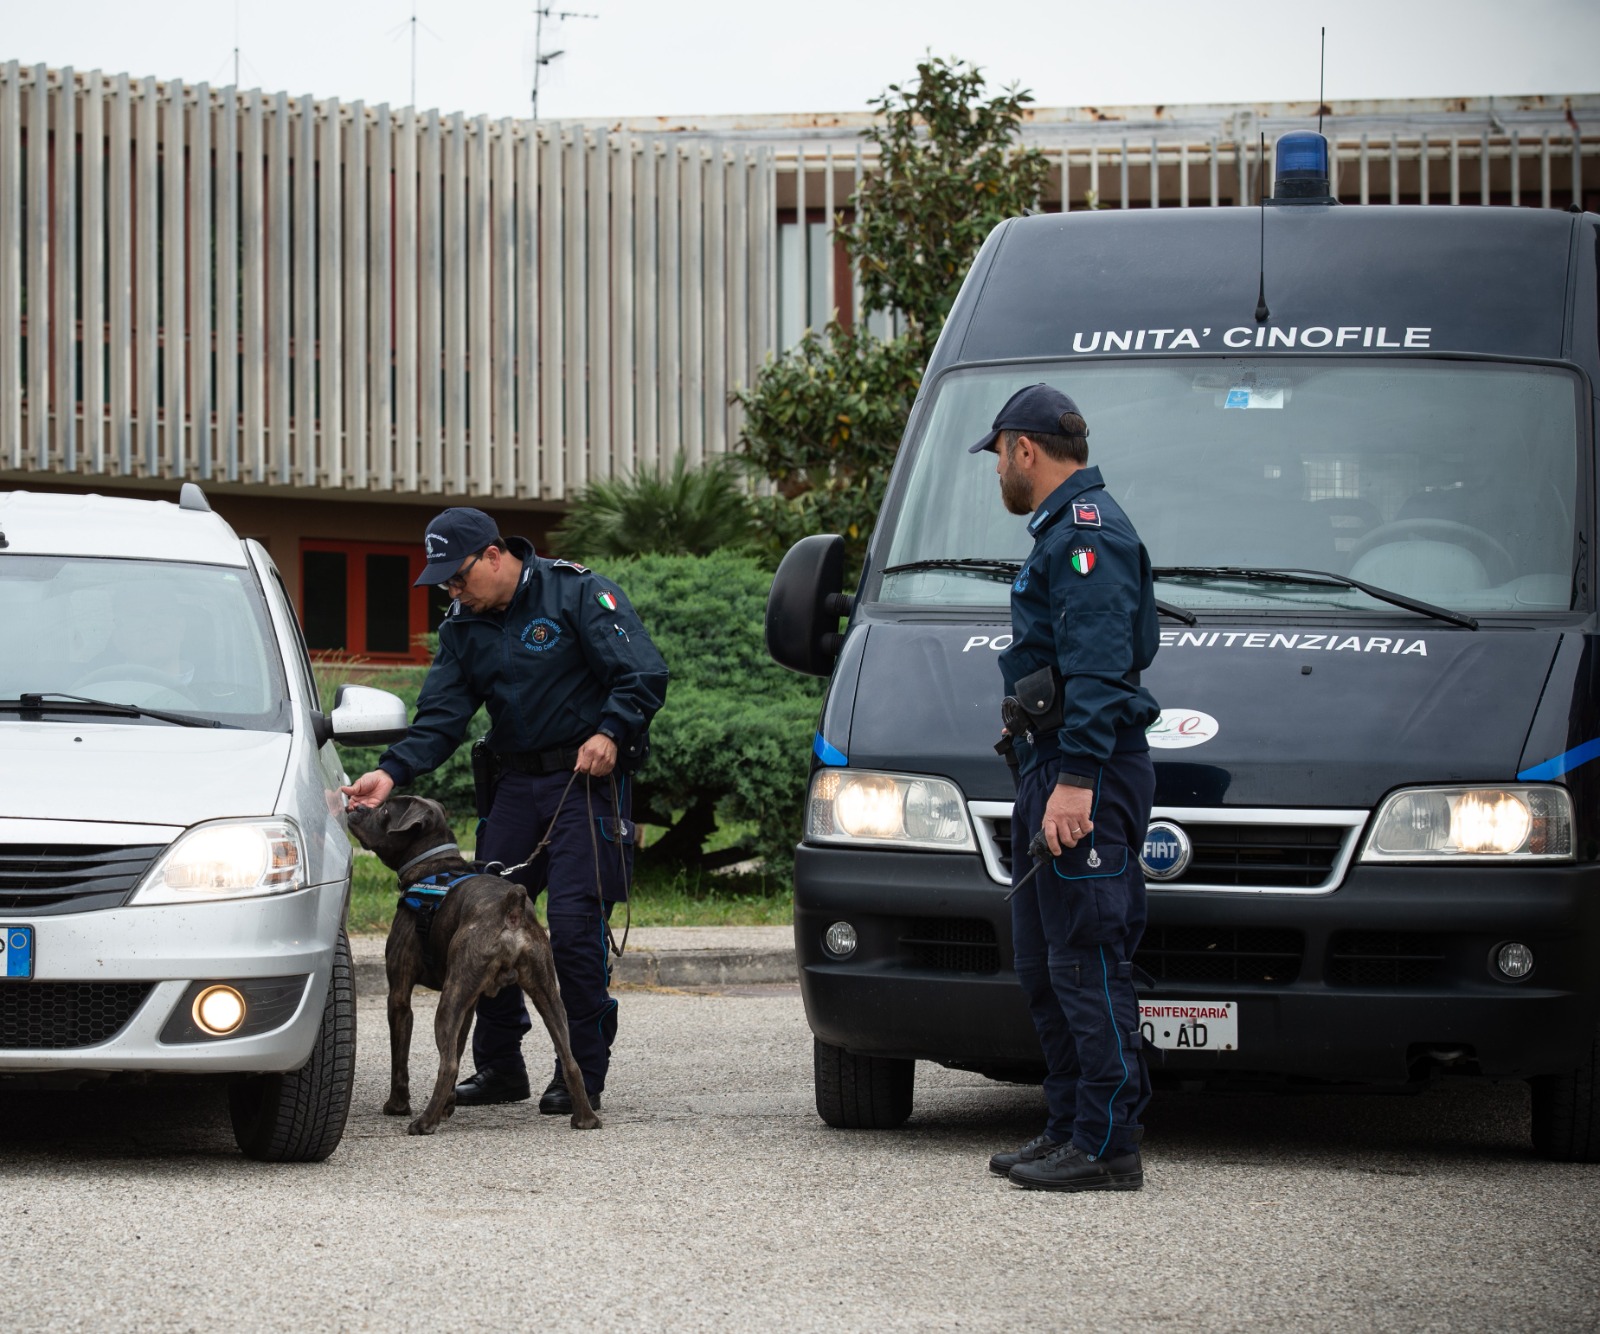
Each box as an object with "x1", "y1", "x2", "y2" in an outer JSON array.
[
  {"x1": 0, "y1": 556, "x2": 291, "y2": 730},
  {"x1": 877, "y1": 358, "x2": 1581, "y2": 615}
]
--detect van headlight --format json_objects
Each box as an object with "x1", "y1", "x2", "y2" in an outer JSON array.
[
  {"x1": 806, "y1": 769, "x2": 975, "y2": 851},
  {"x1": 130, "y1": 818, "x2": 307, "y2": 904},
  {"x1": 1360, "y1": 786, "x2": 1573, "y2": 862}
]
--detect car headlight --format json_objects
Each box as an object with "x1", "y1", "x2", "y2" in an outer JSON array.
[
  {"x1": 806, "y1": 769, "x2": 975, "y2": 852},
  {"x1": 129, "y1": 818, "x2": 307, "y2": 904},
  {"x1": 1360, "y1": 786, "x2": 1573, "y2": 862}
]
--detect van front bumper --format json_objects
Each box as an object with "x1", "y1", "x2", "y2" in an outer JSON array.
[
  {"x1": 795, "y1": 845, "x2": 1600, "y2": 1084},
  {"x1": 0, "y1": 880, "x2": 347, "y2": 1075}
]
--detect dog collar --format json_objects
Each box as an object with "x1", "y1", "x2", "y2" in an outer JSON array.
[{"x1": 396, "y1": 843, "x2": 462, "y2": 880}]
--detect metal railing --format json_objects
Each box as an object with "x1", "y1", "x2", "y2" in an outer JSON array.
[{"x1": 0, "y1": 64, "x2": 1594, "y2": 503}]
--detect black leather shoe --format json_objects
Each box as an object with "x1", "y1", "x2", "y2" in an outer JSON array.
[
  {"x1": 1009, "y1": 1142, "x2": 1143, "y2": 1192},
  {"x1": 452, "y1": 1066, "x2": 531, "y2": 1107},
  {"x1": 538, "y1": 1074, "x2": 601, "y2": 1115},
  {"x1": 988, "y1": 1132, "x2": 1064, "y2": 1177}
]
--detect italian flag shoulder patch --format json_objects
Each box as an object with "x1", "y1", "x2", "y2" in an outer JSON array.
[
  {"x1": 596, "y1": 591, "x2": 618, "y2": 611},
  {"x1": 1069, "y1": 548, "x2": 1096, "y2": 577}
]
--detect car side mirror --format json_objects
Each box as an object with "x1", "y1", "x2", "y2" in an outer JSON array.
[
  {"x1": 766, "y1": 534, "x2": 853, "y2": 677},
  {"x1": 322, "y1": 684, "x2": 410, "y2": 747}
]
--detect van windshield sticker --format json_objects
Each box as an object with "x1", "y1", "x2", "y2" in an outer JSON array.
[
  {"x1": 1070, "y1": 326, "x2": 1432, "y2": 354},
  {"x1": 1158, "y1": 629, "x2": 1429, "y2": 656}
]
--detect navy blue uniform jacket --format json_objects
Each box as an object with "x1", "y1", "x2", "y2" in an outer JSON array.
[
  {"x1": 1000, "y1": 466, "x2": 1161, "y2": 781},
  {"x1": 378, "y1": 538, "x2": 669, "y2": 784}
]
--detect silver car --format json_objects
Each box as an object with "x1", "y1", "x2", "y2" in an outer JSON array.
[{"x1": 0, "y1": 484, "x2": 407, "y2": 1161}]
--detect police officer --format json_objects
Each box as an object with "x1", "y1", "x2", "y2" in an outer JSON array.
[
  {"x1": 341, "y1": 507, "x2": 668, "y2": 1113},
  {"x1": 972, "y1": 384, "x2": 1161, "y2": 1192}
]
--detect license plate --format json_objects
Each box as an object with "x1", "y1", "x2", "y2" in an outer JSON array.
[
  {"x1": 1139, "y1": 999, "x2": 1237, "y2": 1051},
  {"x1": 0, "y1": 926, "x2": 34, "y2": 979}
]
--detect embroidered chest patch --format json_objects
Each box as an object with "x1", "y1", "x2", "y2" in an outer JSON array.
[
  {"x1": 521, "y1": 617, "x2": 562, "y2": 652},
  {"x1": 1069, "y1": 547, "x2": 1096, "y2": 576}
]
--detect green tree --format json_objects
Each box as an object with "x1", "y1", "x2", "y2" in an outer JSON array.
[
  {"x1": 734, "y1": 55, "x2": 1048, "y2": 561},
  {"x1": 549, "y1": 452, "x2": 757, "y2": 560}
]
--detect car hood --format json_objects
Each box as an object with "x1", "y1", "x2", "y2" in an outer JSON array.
[
  {"x1": 0, "y1": 721, "x2": 294, "y2": 827},
  {"x1": 840, "y1": 619, "x2": 1560, "y2": 808}
]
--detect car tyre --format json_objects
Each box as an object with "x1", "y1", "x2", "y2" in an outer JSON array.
[
  {"x1": 229, "y1": 930, "x2": 357, "y2": 1163},
  {"x1": 813, "y1": 1036, "x2": 914, "y2": 1129},
  {"x1": 1530, "y1": 1018, "x2": 1600, "y2": 1163}
]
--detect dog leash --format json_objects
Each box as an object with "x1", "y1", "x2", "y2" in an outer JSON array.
[{"x1": 478, "y1": 768, "x2": 633, "y2": 958}]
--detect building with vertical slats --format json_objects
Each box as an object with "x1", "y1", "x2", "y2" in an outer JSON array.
[{"x1": 0, "y1": 62, "x2": 1594, "y2": 661}]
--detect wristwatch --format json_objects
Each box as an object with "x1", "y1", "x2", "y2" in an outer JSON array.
[{"x1": 1056, "y1": 772, "x2": 1096, "y2": 790}]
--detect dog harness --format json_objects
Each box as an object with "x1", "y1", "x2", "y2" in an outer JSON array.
[{"x1": 396, "y1": 842, "x2": 478, "y2": 947}]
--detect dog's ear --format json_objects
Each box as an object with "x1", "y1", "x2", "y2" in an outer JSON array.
[{"x1": 386, "y1": 797, "x2": 440, "y2": 834}]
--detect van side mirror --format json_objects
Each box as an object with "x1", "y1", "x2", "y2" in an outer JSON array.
[
  {"x1": 322, "y1": 684, "x2": 410, "y2": 746},
  {"x1": 766, "y1": 534, "x2": 853, "y2": 676}
]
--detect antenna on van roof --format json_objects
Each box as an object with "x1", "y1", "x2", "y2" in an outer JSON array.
[
  {"x1": 1318, "y1": 27, "x2": 1326, "y2": 134},
  {"x1": 1254, "y1": 132, "x2": 1270, "y2": 323}
]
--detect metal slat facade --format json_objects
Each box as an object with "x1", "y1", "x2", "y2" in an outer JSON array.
[{"x1": 0, "y1": 67, "x2": 1595, "y2": 505}]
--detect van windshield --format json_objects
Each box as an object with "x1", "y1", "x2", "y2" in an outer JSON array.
[
  {"x1": 878, "y1": 359, "x2": 1581, "y2": 615},
  {"x1": 0, "y1": 556, "x2": 291, "y2": 730}
]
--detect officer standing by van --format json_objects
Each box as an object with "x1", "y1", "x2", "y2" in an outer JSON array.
[
  {"x1": 973, "y1": 384, "x2": 1161, "y2": 1191},
  {"x1": 341, "y1": 507, "x2": 668, "y2": 1113}
]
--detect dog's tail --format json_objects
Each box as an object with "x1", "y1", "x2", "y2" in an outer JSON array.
[{"x1": 500, "y1": 883, "x2": 530, "y2": 930}]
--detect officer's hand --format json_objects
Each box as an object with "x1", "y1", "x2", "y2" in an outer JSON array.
[
  {"x1": 575, "y1": 733, "x2": 618, "y2": 778},
  {"x1": 1042, "y1": 784, "x2": 1094, "y2": 856},
  {"x1": 340, "y1": 769, "x2": 395, "y2": 810}
]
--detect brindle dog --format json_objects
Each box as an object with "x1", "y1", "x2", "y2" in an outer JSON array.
[{"x1": 347, "y1": 795, "x2": 601, "y2": 1135}]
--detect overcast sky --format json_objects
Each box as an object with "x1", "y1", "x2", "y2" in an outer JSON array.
[{"x1": 4, "y1": 0, "x2": 1597, "y2": 123}]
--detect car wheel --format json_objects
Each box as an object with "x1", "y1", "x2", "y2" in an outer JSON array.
[
  {"x1": 813, "y1": 1036, "x2": 914, "y2": 1129},
  {"x1": 229, "y1": 930, "x2": 357, "y2": 1163},
  {"x1": 1530, "y1": 1019, "x2": 1600, "y2": 1163}
]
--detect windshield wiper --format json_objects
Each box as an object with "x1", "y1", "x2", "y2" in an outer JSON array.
[
  {"x1": 0, "y1": 692, "x2": 225, "y2": 728},
  {"x1": 881, "y1": 557, "x2": 1022, "y2": 582},
  {"x1": 1156, "y1": 600, "x2": 1198, "y2": 626},
  {"x1": 1151, "y1": 566, "x2": 1478, "y2": 630}
]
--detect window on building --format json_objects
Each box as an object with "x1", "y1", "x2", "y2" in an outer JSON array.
[{"x1": 300, "y1": 540, "x2": 451, "y2": 664}]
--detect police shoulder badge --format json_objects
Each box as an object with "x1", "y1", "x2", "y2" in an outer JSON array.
[
  {"x1": 1069, "y1": 546, "x2": 1096, "y2": 576},
  {"x1": 1072, "y1": 502, "x2": 1102, "y2": 527},
  {"x1": 596, "y1": 590, "x2": 618, "y2": 611},
  {"x1": 550, "y1": 558, "x2": 590, "y2": 574}
]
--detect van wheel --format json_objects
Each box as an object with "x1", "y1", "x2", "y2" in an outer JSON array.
[
  {"x1": 229, "y1": 931, "x2": 357, "y2": 1163},
  {"x1": 1529, "y1": 1020, "x2": 1600, "y2": 1163},
  {"x1": 814, "y1": 1036, "x2": 914, "y2": 1129}
]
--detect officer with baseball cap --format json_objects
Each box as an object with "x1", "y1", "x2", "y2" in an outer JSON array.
[
  {"x1": 342, "y1": 507, "x2": 669, "y2": 1114},
  {"x1": 975, "y1": 384, "x2": 1163, "y2": 1192}
]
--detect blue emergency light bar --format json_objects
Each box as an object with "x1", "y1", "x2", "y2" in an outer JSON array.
[{"x1": 1273, "y1": 131, "x2": 1335, "y2": 203}]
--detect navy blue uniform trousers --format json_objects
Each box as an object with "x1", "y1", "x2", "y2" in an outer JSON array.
[
  {"x1": 472, "y1": 769, "x2": 632, "y2": 1094},
  {"x1": 1011, "y1": 751, "x2": 1155, "y2": 1157}
]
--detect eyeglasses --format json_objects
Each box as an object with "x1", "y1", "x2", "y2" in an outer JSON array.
[{"x1": 438, "y1": 549, "x2": 485, "y2": 593}]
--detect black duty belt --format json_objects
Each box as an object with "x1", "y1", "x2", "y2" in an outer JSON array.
[{"x1": 495, "y1": 745, "x2": 581, "y2": 776}]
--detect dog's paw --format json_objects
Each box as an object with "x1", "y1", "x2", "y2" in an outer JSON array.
[
  {"x1": 441, "y1": 1099, "x2": 456, "y2": 1119},
  {"x1": 571, "y1": 1112, "x2": 602, "y2": 1130},
  {"x1": 406, "y1": 1116, "x2": 438, "y2": 1136},
  {"x1": 382, "y1": 1097, "x2": 411, "y2": 1116}
]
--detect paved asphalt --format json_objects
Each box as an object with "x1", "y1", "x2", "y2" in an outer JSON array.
[{"x1": 2, "y1": 983, "x2": 1597, "y2": 1332}]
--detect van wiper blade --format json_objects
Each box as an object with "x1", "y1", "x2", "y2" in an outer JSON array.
[
  {"x1": 1156, "y1": 600, "x2": 1198, "y2": 626},
  {"x1": 881, "y1": 557, "x2": 1022, "y2": 582},
  {"x1": 1151, "y1": 566, "x2": 1478, "y2": 630},
  {"x1": 0, "y1": 692, "x2": 225, "y2": 728}
]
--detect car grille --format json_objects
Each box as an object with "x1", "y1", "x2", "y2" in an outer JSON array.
[
  {"x1": 1135, "y1": 926, "x2": 1304, "y2": 985},
  {"x1": 1179, "y1": 824, "x2": 1345, "y2": 890},
  {"x1": 0, "y1": 844, "x2": 165, "y2": 914},
  {"x1": 1326, "y1": 931, "x2": 1447, "y2": 987},
  {"x1": 0, "y1": 982, "x2": 154, "y2": 1048},
  {"x1": 899, "y1": 917, "x2": 1001, "y2": 974}
]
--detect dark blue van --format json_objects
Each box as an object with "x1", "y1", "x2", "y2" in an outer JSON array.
[{"x1": 767, "y1": 139, "x2": 1600, "y2": 1161}]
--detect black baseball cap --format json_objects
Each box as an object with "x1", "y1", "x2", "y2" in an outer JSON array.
[
  {"x1": 414, "y1": 507, "x2": 498, "y2": 587},
  {"x1": 968, "y1": 383, "x2": 1088, "y2": 453}
]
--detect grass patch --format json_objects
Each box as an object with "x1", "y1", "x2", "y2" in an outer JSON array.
[{"x1": 347, "y1": 849, "x2": 792, "y2": 935}]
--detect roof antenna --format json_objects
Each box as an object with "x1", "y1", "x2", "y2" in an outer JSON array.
[
  {"x1": 1254, "y1": 131, "x2": 1270, "y2": 323},
  {"x1": 1318, "y1": 27, "x2": 1326, "y2": 134}
]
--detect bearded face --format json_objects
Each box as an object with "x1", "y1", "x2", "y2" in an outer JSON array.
[{"x1": 998, "y1": 436, "x2": 1034, "y2": 516}]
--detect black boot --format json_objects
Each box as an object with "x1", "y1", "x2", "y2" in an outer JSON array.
[
  {"x1": 1009, "y1": 1141, "x2": 1144, "y2": 1192},
  {"x1": 988, "y1": 1131, "x2": 1064, "y2": 1177},
  {"x1": 452, "y1": 1066, "x2": 531, "y2": 1107},
  {"x1": 538, "y1": 1072, "x2": 602, "y2": 1115}
]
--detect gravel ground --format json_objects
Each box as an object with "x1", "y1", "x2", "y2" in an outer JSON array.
[{"x1": 1, "y1": 985, "x2": 1596, "y2": 1332}]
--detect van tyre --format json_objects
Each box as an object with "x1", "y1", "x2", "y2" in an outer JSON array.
[
  {"x1": 229, "y1": 931, "x2": 357, "y2": 1163},
  {"x1": 1530, "y1": 1020, "x2": 1600, "y2": 1163},
  {"x1": 814, "y1": 1036, "x2": 914, "y2": 1129}
]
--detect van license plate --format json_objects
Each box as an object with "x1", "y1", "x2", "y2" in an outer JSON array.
[
  {"x1": 1139, "y1": 1000, "x2": 1237, "y2": 1051},
  {"x1": 1, "y1": 927, "x2": 34, "y2": 979}
]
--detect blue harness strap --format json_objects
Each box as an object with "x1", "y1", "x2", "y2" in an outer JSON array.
[{"x1": 397, "y1": 871, "x2": 477, "y2": 944}]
